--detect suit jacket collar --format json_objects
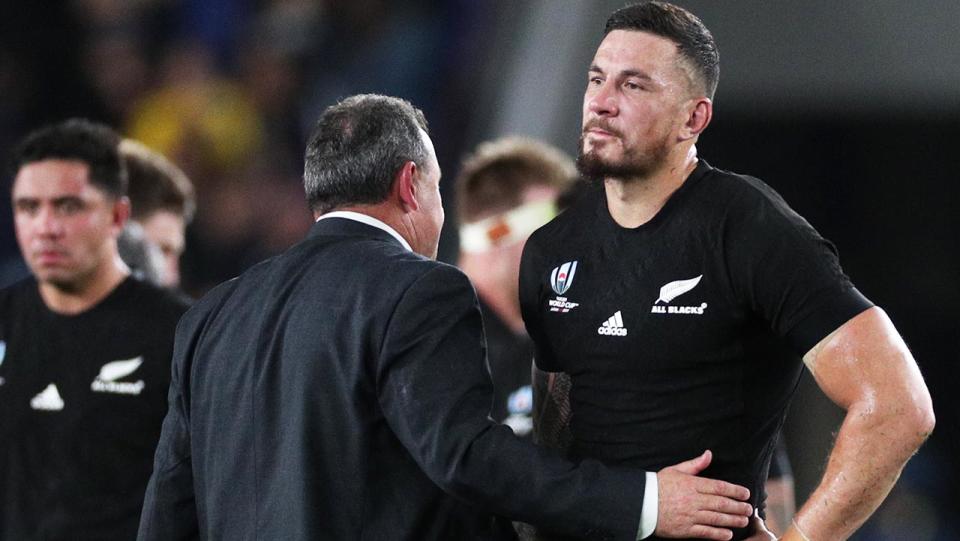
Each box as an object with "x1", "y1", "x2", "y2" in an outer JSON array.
[{"x1": 309, "y1": 213, "x2": 411, "y2": 251}]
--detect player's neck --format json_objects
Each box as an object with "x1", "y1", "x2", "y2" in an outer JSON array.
[
  {"x1": 39, "y1": 254, "x2": 130, "y2": 315},
  {"x1": 604, "y1": 146, "x2": 699, "y2": 229}
]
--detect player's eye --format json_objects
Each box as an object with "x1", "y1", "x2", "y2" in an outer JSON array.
[
  {"x1": 56, "y1": 199, "x2": 84, "y2": 214},
  {"x1": 14, "y1": 200, "x2": 39, "y2": 215}
]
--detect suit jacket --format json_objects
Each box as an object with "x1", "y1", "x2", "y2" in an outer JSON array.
[{"x1": 138, "y1": 217, "x2": 646, "y2": 541}]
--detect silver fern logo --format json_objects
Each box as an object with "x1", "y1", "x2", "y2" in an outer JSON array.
[
  {"x1": 656, "y1": 275, "x2": 702, "y2": 303},
  {"x1": 651, "y1": 275, "x2": 708, "y2": 315},
  {"x1": 550, "y1": 261, "x2": 578, "y2": 295},
  {"x1": 91, "y1": 356, "x2": 145, "y2": 395}
]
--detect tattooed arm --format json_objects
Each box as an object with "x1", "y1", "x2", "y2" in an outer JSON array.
[{"x1": 531, "y1": 364, "x2": 573, "y2": 452}]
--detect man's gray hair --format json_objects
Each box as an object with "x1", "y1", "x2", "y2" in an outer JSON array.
[{"x1": 304, "y1": 94, "x2": 430, "y2": 214}]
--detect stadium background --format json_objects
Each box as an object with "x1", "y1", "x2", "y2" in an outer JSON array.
[{"x1": 0, "y1": 1, "x2": 956, "y2": 539}]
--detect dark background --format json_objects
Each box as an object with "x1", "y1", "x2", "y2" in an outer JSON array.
[{"x1": 1, "y1": 1, "x2": 956, "y2": 539}]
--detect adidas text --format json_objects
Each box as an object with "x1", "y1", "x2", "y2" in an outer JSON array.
[
  {"x1": 598, "y1": 326, "x2": 627, "y2": 336},
  {"x1": 598, "y1": 311, "x2": 628, "y2": 336}
]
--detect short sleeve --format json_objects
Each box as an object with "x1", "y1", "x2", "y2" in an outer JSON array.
[
  {"x1": 519, "y1": 233, "x2": 562, "y2": 372},
  {"x1": 723, "y1": 181, "x2": 873, "y2": 355}
]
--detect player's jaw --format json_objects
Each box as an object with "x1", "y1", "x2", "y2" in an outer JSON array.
[
  {"x1": 577, "y1": 124, "x2": 670, "y2": 183},
  {"x1": 31, "y1": 245, "x2": 71, "y2": 269},
  {"x1": 28, "y1": 246, "x2": 82, "y2": 287},
  {"x1": 25, "y1": 232, "x2": 109, "y2": 291}
]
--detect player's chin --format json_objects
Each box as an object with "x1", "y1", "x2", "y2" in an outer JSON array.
[
  {"x1": 34, "y1": 266, "x2": 76, "y2": 286},
  {"x1": 577, "y1": 152, "x2": 618, "y2": 178}
]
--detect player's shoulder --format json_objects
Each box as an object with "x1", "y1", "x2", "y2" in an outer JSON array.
[
  {"x1": 0, "y1": 276, "x2": 37, "y2": 305},
  {"x1": 698, "y1": 162, "x2": 822, "y2": 247},
  {"x1": 0, "y1": 277, "x2": 45, "y2": 323},
  {"x1": 118, "y1": 276, "x2": 191, "y2": 319},
  {"x1": 699, "y1": 162, "x2": 795, "y2": 215}
]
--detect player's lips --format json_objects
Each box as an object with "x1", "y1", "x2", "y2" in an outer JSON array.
[
  {"x1": 34, "y1": 249, "x2": 68, "y2": 265},
  {"x1": 586, "y1": 128, "x2": 614, "y2": 138},
  {"x1": 583, "y1": 121, "x2": 620, "y2": 139}
]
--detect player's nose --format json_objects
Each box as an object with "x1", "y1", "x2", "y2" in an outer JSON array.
[
  {"x1": 588, "y1": 82, "x2": 619, "y2": 117},
  {"x1": 35, "y1": 206, "x2": 65, "y2": 238}
]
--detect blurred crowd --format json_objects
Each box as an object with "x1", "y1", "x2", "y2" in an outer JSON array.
[
  {"x1": 0, "y1": 0, "x2": 487, "y2": 295},
  {"x1": 0, "y1": 2, "x2": 956, "y2": 540}
]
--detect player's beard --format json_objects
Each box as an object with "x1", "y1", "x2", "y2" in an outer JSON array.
[{"x1": 576, "y1": 124, "x2": 670, "y2": 184}]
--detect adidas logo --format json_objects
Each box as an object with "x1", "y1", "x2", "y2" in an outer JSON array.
[
  {"x1": 597, "y1": 311, "x2": 628, "y2": 336},
  {"x1": 31, "y1": 383, "x2": 65, "y2": 411}
]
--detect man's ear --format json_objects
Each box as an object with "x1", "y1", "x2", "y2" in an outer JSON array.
[
  {"x1": 394, "y1": 160, "x2": 419, "y2": 212},
  {"x1": 679, "y1": 97, "x2": 713, "y2": 141},
  {"x1": 111, "y1": 196, "x2": 131, "y2": 234}
]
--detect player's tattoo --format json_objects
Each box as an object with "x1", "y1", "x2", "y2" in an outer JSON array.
[{"x1": 531, "y1": 365, "x2": 572, "y2": 451}]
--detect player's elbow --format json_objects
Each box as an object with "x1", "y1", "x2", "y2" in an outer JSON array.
[
  {"x1": 885, "y1": 388, "x2": 935, "y2": 451},
  {"x1": 904, "y1": 392, "x2": 936, "y2": 446}
]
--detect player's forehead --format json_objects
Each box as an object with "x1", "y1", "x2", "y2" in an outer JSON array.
[
  {"x1": 591, "y1": 29, "x2": 683, "y2": 79},
  {"x1": 12, "y1": 159, "x2": 99, "y2": 200},
  {"x1": 142, "y1": 211, "x2": 186, "y2": 245}
]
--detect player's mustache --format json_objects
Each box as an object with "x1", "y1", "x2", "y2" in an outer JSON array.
[{"x1": 582, "y1": 120, "x2": 621, "y2": 138}]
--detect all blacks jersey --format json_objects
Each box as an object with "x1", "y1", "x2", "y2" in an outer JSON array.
[
  {"x1": 0, "y1": 276, "x2": 188, "y2": 539},
  {"x1": 519, "y1": 160, "x2": 871, "y2": 525}
]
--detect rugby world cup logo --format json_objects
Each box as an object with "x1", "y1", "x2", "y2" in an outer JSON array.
[{"x1": 550, "y1": 261, "x2": 578, "y2": 295}]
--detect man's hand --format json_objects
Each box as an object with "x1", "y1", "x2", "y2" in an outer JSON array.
[{"x1": 655, "y1": 450, "x2": 752, "y2": 541}]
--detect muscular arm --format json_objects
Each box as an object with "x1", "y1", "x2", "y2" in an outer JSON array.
[{"x1": 781, "y1": 307, "x2": 935, "y2": 541}]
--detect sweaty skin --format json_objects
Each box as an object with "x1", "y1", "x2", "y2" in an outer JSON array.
[{"x1": 781, "y1": 307, "x2": 934, "y2": 540}]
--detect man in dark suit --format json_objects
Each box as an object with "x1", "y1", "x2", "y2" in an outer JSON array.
[{"x1": 138, "y1": 94, "x2": 753, "y2": 541}]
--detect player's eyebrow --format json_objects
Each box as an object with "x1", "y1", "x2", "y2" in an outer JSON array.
[
  {"x1": 12, "y1": 196, "x2": 38, "y2": 209},
  {"x1": 620, "y1": 69, "x2": 653, "y2": 81},
  {"x1": 51, "y1": 196, "x2": 84, "y2": 205},
  {"x1": 588, "y1": 64, "x2": 654, "y2": 81}
]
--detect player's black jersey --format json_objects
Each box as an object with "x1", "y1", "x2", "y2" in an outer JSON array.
[
  {"x1": 520, "y1": 160, "x2": 872, "y2": 522},
  {"x1": 0, "y1": 276, "x2": 188, "y2": 540}
]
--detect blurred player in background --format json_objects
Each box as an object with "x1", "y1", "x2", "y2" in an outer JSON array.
[
  {"x1": 120, "y1": 139, "x2": 195, "y2": 289},
  {"x1": 0, "y1": 119, "x2": 188, "y2": 539},
  {"x1": 456, "y1": 137, "x2": 575, "y2": 435}
]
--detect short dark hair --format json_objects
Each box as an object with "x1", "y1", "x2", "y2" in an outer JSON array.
[
  {"x1": 455, "y1": 137, "x2": 575, "y2": 223},
  {"x1": 304, "y1": 94, "x2": 429, "y2": 214},
  {"x1": 121, "y1": 139, "x2": 196, "y2": 223},
  {"x1": 10, "y1": 118, "x2": 127, "y2": 198},
  {"x1": 605, "y1": 1, "x2": 719, "y2": 99}
]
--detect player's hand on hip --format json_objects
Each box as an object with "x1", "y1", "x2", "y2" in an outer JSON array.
[
  {"x1": 654, "y1": 450, "x2": 752, "y2": 541},
  {"x1": 742, "y1": 509, "x2": 777, "y2": 541}
]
